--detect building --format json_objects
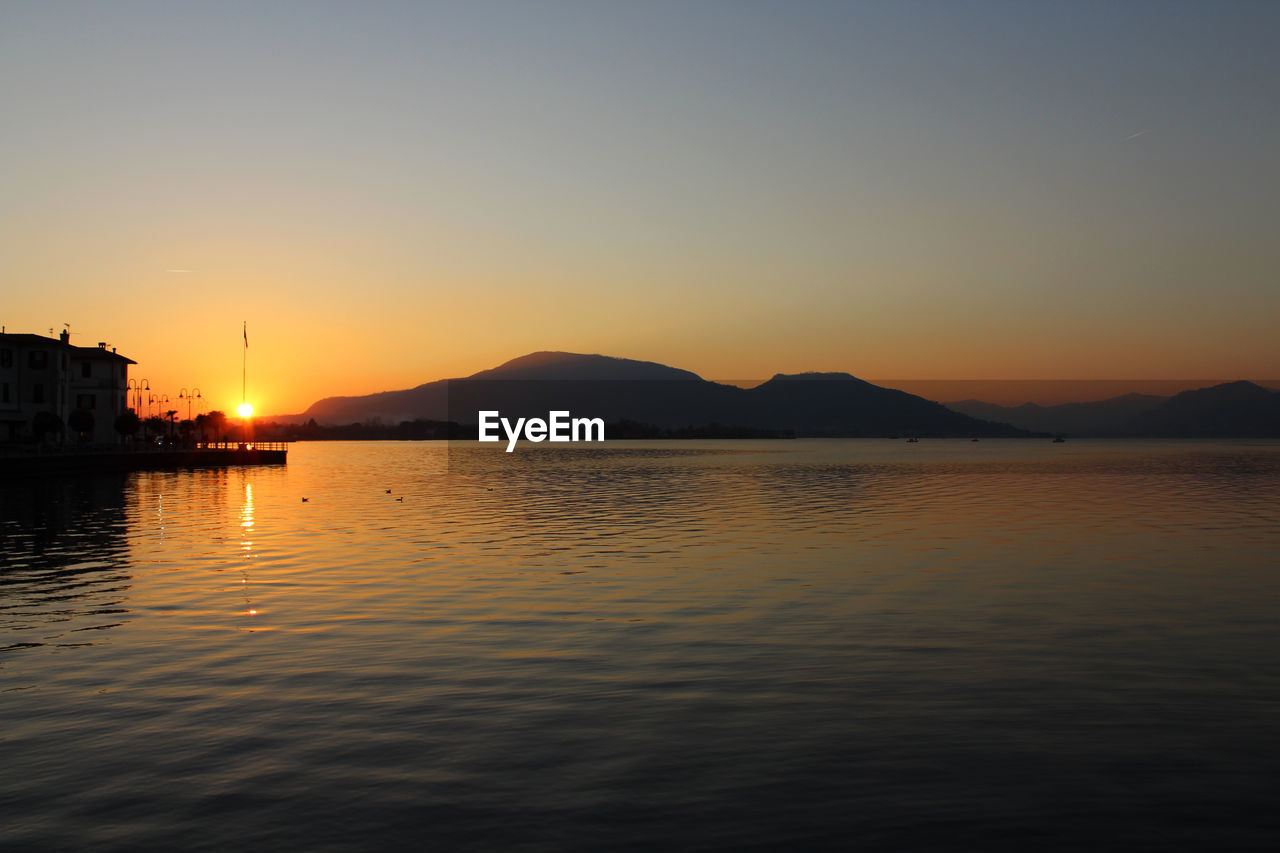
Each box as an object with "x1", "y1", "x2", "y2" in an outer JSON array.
[{"x1": 0, "y1": 329, "x2": 135, "y2": 445}]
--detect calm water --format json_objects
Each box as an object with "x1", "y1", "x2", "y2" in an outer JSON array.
[{"x1": 2, "y1": 440, "x2": 1278, "y2": 851}]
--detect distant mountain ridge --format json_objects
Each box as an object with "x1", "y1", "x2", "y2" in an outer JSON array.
[
  {"x1": 283, "y1": 353, "x2": 1278, "y2": 438},
  {"x1": 291, "y1": 352, "x2": 1027, "y2": 437},
  {"x1": 1126, "y1": 381, "x2": 1280, "y2": 437},
  {"x1": 468, "y1": 351, "x2": 702, "y2": 382},
  {"x1": 946, "y1": 381, "x2": 1280, "y2": 437},
  {"x1": 945, "y1": 393, "x2": 1168, "y2": 435}
]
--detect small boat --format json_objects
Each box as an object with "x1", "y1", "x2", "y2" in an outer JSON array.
[
  {"x1": 906, "y1": 437, "x2": 919, "y2": 443},
  {"x1": 1052, "y1": 436, "x2": 1066, "y2": 443}
]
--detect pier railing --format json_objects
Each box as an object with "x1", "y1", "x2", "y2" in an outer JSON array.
[
  {"x1": 1, "y1": 439, "x2": 291, "y2": 459},
  {"x1": 195, "y1": 441, "x2": 290, "y2": 452}
]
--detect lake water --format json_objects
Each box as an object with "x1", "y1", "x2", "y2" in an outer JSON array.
[{"x1": 2, "y1": 439, "x2": 1279, "y2": 851}]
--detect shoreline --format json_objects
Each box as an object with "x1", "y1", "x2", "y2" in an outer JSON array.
[{"x1": 0, "y1": 444, "x2": 287, "y2": 477}]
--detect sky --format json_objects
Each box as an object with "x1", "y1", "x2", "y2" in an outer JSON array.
[{"x1": 2, "y1": 0, "x2": 1278, "y2": 414}]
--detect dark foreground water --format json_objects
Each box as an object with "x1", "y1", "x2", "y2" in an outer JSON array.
[{"x1": 2, "y1": 440, "x2": 1278, "y2": 851}]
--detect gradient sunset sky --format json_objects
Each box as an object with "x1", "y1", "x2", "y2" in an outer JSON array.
[{"x1": 3, "y1": 1, "x2": 1278, "y2": 414}]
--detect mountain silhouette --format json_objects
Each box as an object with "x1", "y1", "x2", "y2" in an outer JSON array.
[
  {"x1": 946, "y1": 381, "x2": 1280, "y2": 437},
  {"x1": 469, "y1": 351, "x2": 702, "y2": 382},
  {"x1": 1125, "y1": 381, "x2": 1280, "y2": 437},
  {"x1": 747, "y1": 372, "x2": 1008, "y2": 436},
  {"x1": 945, "y1": 393, "x2": 1167, "y2": 435},
  {"x1": 295, "y1": 352, "x2": 1028, "y2": 437}
]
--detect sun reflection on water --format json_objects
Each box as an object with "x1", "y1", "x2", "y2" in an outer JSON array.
[
  {"x1": 240, "y1": 481, "x2": 254, "y2": 554},
  {"x1": 240, "y1": 480, "x2": 257, "y2": 621}
]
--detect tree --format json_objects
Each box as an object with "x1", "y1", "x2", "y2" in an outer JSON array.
[
  {"x1": 206, "y1": 410, "x2": 228, "y2": 442},
  {"x1": 68, "y1": 408, "x2": 95, "y2": 443},
  {"x1": 115, "y1": 410, "x2": 141, "y2": 443},
  {"x1": 31, "y1": 411, "x2": 63, "y2": 443},
  {"x1": 144, "y1": 416, "x2": 167, "y2": 443}
]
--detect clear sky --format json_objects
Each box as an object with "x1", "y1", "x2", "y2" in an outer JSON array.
[{"x1": 3, "y1": 0, "x2": 1278, "y2": 413}]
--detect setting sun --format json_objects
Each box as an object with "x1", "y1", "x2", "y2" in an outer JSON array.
[{"x1": 237, "y1": 403, "x2": 254, "y2": 418}]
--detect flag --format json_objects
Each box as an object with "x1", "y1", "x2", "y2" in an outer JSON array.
[{"x1": 243, "y1": 321, "x2": 248, "y2": 348}]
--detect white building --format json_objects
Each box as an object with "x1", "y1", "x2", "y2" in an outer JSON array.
[{"x1": 0, "y1": 329, "x2": 135, "y2": 445}]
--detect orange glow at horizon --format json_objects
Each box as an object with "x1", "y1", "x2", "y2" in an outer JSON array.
[
  {"x1": 3, "y1": 305, "x2": 1278, "y2": 415},
  {"x1": 41, "y1": 280, "x2": 1272, "y2": 417},
  {"x1": 4, "y1": 3, "x2": 1279, "y2": 415}
]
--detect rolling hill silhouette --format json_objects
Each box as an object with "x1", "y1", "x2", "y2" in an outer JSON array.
[
  {"x1": 467, "y1": 351, "x2": 702, "y2": 382},
  {"x1": 945, "y1": 393, "x2": 1168, "y2": 435},
  {"x1": 1126, "y1": 381, "x2": 1280, "y2": 437},
  {"x1": 946, "y1": 381, "x2": 1280, "y2": 436},
  {"x1": 294, "y1": 351, "x2": 1028, "y2": 437}
]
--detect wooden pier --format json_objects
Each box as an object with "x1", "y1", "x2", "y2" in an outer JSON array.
[{"x1": 0, "y1": 441, "x2": 288, "y2": 477}]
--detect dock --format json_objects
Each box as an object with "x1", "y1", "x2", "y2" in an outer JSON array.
[{"x1": 0, "y1": 441, "x2": 288, "y2": 477}]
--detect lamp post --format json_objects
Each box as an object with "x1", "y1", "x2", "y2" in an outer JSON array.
[
  {"x1": 179, "y1": 387, "x2": 202, "y2": 421},
  {"x1": 157, "y1": 395, "x2": 171, "y2": 440},
  {"x1": 144, "y1": 392, "x2": 159, "y2": 444},
  {"x1": 124, "y1": 378, "x2": 148, "y2": 446},
  {"x1": 128, "y1": 378, "x2": 150, "y2": 414}
]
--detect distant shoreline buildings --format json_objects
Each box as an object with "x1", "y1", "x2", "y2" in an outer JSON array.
[
  {"x1": 0, "y1": 328, "x2": 288, "y2": 472},
  {"x1": 0, "y1": 329, "x2": 134, "y2": 445}
]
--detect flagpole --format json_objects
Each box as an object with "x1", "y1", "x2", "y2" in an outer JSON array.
[{"x1": 242, "y1": 321, "x2": 247, "y2": 407}]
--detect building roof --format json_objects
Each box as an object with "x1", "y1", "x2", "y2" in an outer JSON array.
[
  {"x1": 71, "y1": 345, "x2": 137, "y2": 364},
  {"x1": 0, "y1": 332, "x2": 137, "y2": 364}
]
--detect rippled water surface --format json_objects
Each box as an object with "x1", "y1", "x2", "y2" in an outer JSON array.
[{"x1": 3, "y1": 440, "x2": 1279, "y2": 851}]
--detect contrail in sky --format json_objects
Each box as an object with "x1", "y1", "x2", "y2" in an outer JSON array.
[{"x1": 1124, "y1": 130, "x2": 1147, "y2": 141}]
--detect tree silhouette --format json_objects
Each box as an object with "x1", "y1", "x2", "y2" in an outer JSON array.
[
  {"x1": 144, "y1": 416, "x2": 167, "y2": 443},
  {"x1": 32, "y1": 411, "x2": 63, "y2": 443},
  {"x1": 115, "y1": 410, "x2": 140, "y2": 443},
  {"x1": 68, "y1": 408, "x2": 95, "y2": 443},
  {"x1": 206, "y1": 410, "x2": 228, "y2": 441}
]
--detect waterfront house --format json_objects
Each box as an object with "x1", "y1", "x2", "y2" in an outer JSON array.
[{"x1": 0, "y1": 329, "x2": 135, "y2": 445}]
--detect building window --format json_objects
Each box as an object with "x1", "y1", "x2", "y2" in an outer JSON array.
[
  {"x1": 77, "y1": 393, "x2": 97, "y2": 409},
  {"x1": 0, "y1": 349, "x2": 12, "y2": 368},
  {"x1": 29, "y1": 350, "x2": 48, "y2": 369},
  {"x1": 81, "y1": 361, "x2": 92, "y2": 378},
  {"x1": 2, "y1": 382, "x2": 9, "y2": 403},
  {"x1": 33, "y1": 383, "x2": 45, "y2": 404}
]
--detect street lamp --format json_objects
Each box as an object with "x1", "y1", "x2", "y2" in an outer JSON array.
[
  {"x1": 157, "y1": 395, "x2": 171, "y2": 438},
  {"x1": 179, "y1": 387, "x2": 202, "y2": 420},
  {"x1": 145, "y1": 393, "x2": 170, "y2": 424},
  {"x1": 144, "y1": 392, "x2": 160, "y2": 443},
  {"x1": 128, "y1": 378, "x2": 150, "y2": 414}
]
